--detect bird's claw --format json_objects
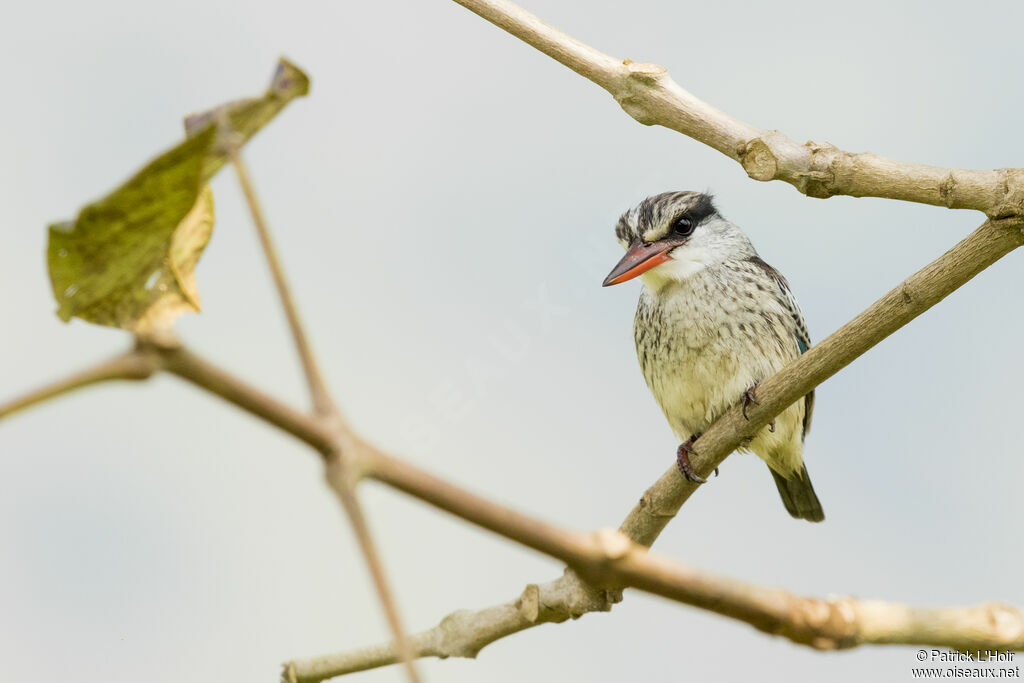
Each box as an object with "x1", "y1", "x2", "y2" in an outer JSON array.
[
  {"x1": 741, "y1": 385, "x2": 759, "y2": 420},
  {"x1": 743, "y1": 385, "x2": 775, "y2": 432},
  {"x1": 676, "y1": 438, "x2": 706, "y2": 484}
]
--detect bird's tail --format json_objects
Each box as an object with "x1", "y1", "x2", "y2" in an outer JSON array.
[{"x1": 770, "y1": 464, "x2": 825, "y2": 523}]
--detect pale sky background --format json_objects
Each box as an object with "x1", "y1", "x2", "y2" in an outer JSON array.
[{"x1": 2, "y1": 1, "x2": 1023, "y2": 681}]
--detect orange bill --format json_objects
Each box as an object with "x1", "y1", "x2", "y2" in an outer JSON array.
[{"x1": 602, "y1": 241, "x2": 674, "y2": 286}]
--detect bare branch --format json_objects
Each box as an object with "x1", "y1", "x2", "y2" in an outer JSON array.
[
  {"x1": 0, "y1": 348, "x2": 159, "y2": 422},
  {"x1": 7, "y1": 221, "x2": 1020, "y2": 682},
  {"x1": 278, "y1": 6, "x2": 1023, "y2": 670},
  {"x1": 451, "y1": 0, "x2": 1024, "y2": 217},
  {"x1": 229, "y1": 148, "x2": 422, "y2": 679},
  {"x1": 0, "y1": 336, "x2": 425, "y2": 681},
  {"x1": 7, "y1": 18, "x2": 1021, "y2": 676},
  {"x1": 288, "y1": 215, "x2": 1024, "y2": 679},
  {"x1": 230, "y1": 151, "x2": 337, "y2": 416},
  {"x1": 286, "y1": 526, "x2": 1024, "y2": 681},
  {"x1": 158, "y1": 342, "x2": 337, "y2": 454},
  {"x1": 365, "y1": 449, "x2": 598, "y2": 563},
  {"x1": 156, "y1": 340, "x2": 423, "y2": 682},
  {"x1": 323, "y1": 458, "x2": 422, "y2": 683},
  {"x1": 284, "y1": 575, "x2": 615, "y2": 682}
]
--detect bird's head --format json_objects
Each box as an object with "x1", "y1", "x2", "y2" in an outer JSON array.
[{"x1": 602, "y1": 191, "x2": 755, "y2": 289}]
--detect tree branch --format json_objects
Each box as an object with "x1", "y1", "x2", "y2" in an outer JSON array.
[
  {"x1": 6, "y1": 216, "x2": 1021, "y2": 681},
  {"x1": 451, "y1": 0, "x2": 1024, "y2": 217},
  {"x1": 155, "y1": 341, "x2": 336, "y2": 453},
  {"x1": 622, "y1": 217, "x2": 1024, "y2": 545},
  {"x1": 229, "y1": 147, "x2": 421, "y2": 682},
  {"x1": 0, "y1": 348, "x2": 160, "y2": 421},
  {"x1": 322, "y1": 455, "x2": 422, "y2": 683},
  {"x1": 285, "y1": 525, "x2": 1024, "y2": 682},
  {"x1": 286, "y1": 214, "x2": 1024, "y2": 680},
  {"x1": 230, "y1": 151, "x2": 337, "y2": 417},
  {"x1": 5, "y1": 17, "x2": 1021, "y2": 676}
]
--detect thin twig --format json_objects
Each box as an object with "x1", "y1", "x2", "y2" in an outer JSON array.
[
  {"x1": 324, "y1": 456, "x2": 422, "y2": 683},
  {"x1": 451, "y1": 0, "x2": 1024, "y2": 217},
  {"x1": 157, "y1": 334, "x2": 423, "y2": 683},
  {"x1": 229, "y1": 148, "x2": 420, "y2": 681},
  {"x1": 0, "y1": 348, "x2": 160, "y2": 421},
  {"x1": 230, "y1": 151, "x2": 337, "y2": 416}
]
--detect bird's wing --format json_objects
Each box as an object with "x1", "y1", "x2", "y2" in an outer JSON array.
[{"x1": 748, "y1": 257, "x2": 814, "y2": 438}]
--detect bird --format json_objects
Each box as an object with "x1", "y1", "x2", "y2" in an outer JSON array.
[{"x1": 602, "y1": 190, "x2": 824, "y2": 522}]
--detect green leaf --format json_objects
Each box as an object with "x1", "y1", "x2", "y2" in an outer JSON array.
[
  {"x1": 47, "y1": 57, "x2": 310, "y2": 332},
  {"x1": 47, "y1": 127, "x2": 218, "y2": 331}
]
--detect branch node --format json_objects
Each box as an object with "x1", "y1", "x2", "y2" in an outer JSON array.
[
  {"x1": 801, "y1": 141, "x2": 840, "y2": 197},
  {"x1": 739, "y1": 137, "x2": 778, "y2": 181},
  {"x1": 593, "y1": 527, "x2": 632, "y2": 561},
  {"x1": 134, "y1": 328, "x2": 183, "y2": 354},
  {"x1": 939, "y1": 172, "x2": 959, "y2": 208},
  {"x1": 985, "y1": 602, "x2": 1024, "y2": 643},
  {"x1": 623, "y1": 59, "x2": 667, "y2": 82},
  {"x1": 773, "y1": 596, "x2": 858, "y2": 650},
  {"x1": 515, "y1": 584, "x2": 541, "y2": 622},
  {"x1": 557, "y1": 569, "x2": 618, "y2": 615},
  {"x1": 990, "y1": 168, "x2": 1024, "y2": 219},
  {"x1": 436, "y1": 610, "x2": 487, "y2": 658},
  {"x1": 810, "y1": 636, "x2": 841, "y2": 650},
  {"x1": 614, "y1": 60, "x2": 669, "y2": 126}
]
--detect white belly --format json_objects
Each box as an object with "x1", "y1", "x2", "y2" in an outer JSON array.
[{"x1": 635, "y1": 282, "x2": 806, "y2": 476}]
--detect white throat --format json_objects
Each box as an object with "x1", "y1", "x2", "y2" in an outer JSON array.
[{"x1": 639, "y1": 244, "x2": 713, "y2": 291}]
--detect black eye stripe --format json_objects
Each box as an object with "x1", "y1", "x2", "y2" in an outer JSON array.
[{"x1": 618, "y1": 191, "x2": 718, "y2": 244}]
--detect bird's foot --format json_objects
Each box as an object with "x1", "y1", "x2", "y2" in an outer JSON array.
[
  {"x1": 741, "y1": 385, "x2": 759, "y2": 420},
  {"x1": 676, "y1": 437, "x2": 709, "y2": 484},
  {"x1": 742, "y1": 385, "x2": 776, "y2": 431}
]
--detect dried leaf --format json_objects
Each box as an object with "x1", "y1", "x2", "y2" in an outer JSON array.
[
  {"x1": 47, "y1": 128, "x2": 217, "y2": 330},
  {"x1": 47, "y1": 57, "x2": 310, "y2": 332},
  {"x1": 131, "y1": 186, "x2": 215, "y2": 334}
]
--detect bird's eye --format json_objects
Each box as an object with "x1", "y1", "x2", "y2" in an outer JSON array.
[{"x1": 673, "y1": 216, "x2": 694, "y2": 237}]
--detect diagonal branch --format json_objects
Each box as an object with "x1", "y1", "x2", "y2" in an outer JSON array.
[
  {"x1": 321, "y1": 458, "x2": 422, "y2": 683},
  {"x1": 230, "y1": 151, "x2": 337, "y2": 417},
  {"x1": 228, "y1": 147, "x2": 420, "y2": 682},
  {"x1": 286, "y1": 215, "x2": 1024, "y2": 680},
  {"x1": 158, "y1": 341, "x2": 337, "y2": 453},
  {"x1": 621, "y1": 216, "x2": 1024, "y2": 545},
  {"x1": 451, "y1": 0, "x2": 1024, "y2": 217}
]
